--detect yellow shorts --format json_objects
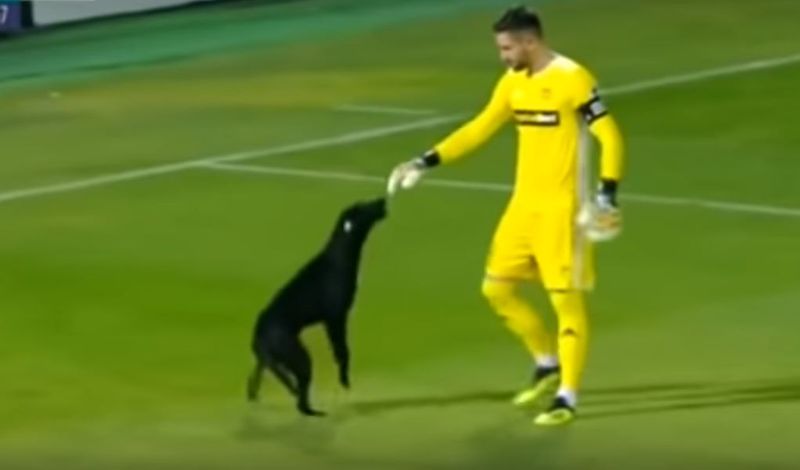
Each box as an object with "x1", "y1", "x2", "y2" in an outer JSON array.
[{"x1": 485, "y1": 209, "x2": 594, "y2": 291}]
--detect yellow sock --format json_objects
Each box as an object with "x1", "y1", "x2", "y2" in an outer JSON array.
[
  {"x1": 549, "y1": 291, "x2": 589, "y2": 393},
  {"x1": 482, "y1": 279, "x2": 555, "y2": 361}
]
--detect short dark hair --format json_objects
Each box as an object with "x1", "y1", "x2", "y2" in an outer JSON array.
[{"x1": 493, "y1": 6, "x2": 543, "y2": 37}]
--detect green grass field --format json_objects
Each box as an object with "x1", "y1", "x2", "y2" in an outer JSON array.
[{"x1": 1, "y1": 0, "x2": 799, "y2": 468}]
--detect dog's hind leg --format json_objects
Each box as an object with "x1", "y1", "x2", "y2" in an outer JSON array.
[
  {"x1": 248, "y1": 359, "x2": 298, "y2": 403},
  {"x1": 267, "y1": 361, "x2": 298, "y2": 397},
  {"x1": 280, "y1": 338, "x2": 325, "y2": 417}
]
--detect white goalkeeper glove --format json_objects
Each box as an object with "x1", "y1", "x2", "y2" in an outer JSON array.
[
  {"x1": 387, "y1": 150, "x2": 440, "y2": 196},
  {"x1": 577, "y1": 180, "x2": 622, "y2": 242}
]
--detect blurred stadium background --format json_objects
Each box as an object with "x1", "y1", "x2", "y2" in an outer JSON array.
[{"x1": 1, "y1": 0, "x2": 799, "y2": 468}]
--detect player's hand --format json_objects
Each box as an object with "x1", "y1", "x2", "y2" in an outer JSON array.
[
  {"x1": 387, "y1": 159, "x2": 426, "y2": 196},
  {"x1": 578, "y1": 181, "x2": 622, "y2": 242},
  {"x1": 387, "y1": 150, "x2": 441, "y2": 196}
]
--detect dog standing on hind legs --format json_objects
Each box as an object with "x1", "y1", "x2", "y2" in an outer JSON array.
[{"x1": 247, "y1": 198, "x2": 388, "y2": 416}]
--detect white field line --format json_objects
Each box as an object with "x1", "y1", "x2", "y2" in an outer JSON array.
[
  {"x1": 602, "y1": 53, "x2": 800, "y2": 95},
  {"x1": 337, "y1": 52, "x2": 800, "y2": 114},
  {"x1": 334, "y1": 104, "x2": 440, "y2": 116},
  {"x1": 1, "y1": 52, "x2": 799, "y2": 206},
  {"x1": 201, "y1": 161, "x2": 800, "y2": 219},
  {"x1": 0, "y1": 115, "x2": 462, "y2": 204}
]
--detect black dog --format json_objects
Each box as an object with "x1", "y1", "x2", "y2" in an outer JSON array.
[{"x1": 247, "y1": 198, "x2": 387, "y2": 416}]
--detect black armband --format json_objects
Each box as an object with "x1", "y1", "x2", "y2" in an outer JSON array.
[{"x1": 579, "y1": 89, "x2": 609, "y2": 125}]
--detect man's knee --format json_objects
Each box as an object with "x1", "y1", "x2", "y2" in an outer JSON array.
[{"x1": 481, "y1": 276, "x2": 520, "y2": 309}]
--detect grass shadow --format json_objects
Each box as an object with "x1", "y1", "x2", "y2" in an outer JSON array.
[
  {"x1": 343, "y1": 377, "x2": 800, "y2": 420},
  {"x1": 349, "y1": 389, "x2": 514, "y2": 416},
  {"x1": 235, "y1": 404, "x2": 338, "y2": 454},
  {"x1": 582, "y1": 377, "x2": 800, "y2": 420}
]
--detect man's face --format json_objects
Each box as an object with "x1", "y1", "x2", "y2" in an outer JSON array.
[{"x1": 494, "y1": 31, "x2": 537, "y2": 71}]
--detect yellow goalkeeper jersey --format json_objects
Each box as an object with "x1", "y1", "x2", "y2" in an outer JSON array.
[{"x1": 433, "y1": 54, "x2": 623, "y2": 213}]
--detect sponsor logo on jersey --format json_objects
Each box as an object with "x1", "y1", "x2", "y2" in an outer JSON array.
[{"x1": 514, "y1": 109, "x2": 561, "y2": 127}]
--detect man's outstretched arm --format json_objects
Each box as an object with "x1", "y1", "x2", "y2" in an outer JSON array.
[{"x1": 387, "y1": 73, "x2": 513, "y2": 194}]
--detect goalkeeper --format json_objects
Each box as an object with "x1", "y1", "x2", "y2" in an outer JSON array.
[{"x1": 387, "y1": 6, "x2": 624, "y2": 426}]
